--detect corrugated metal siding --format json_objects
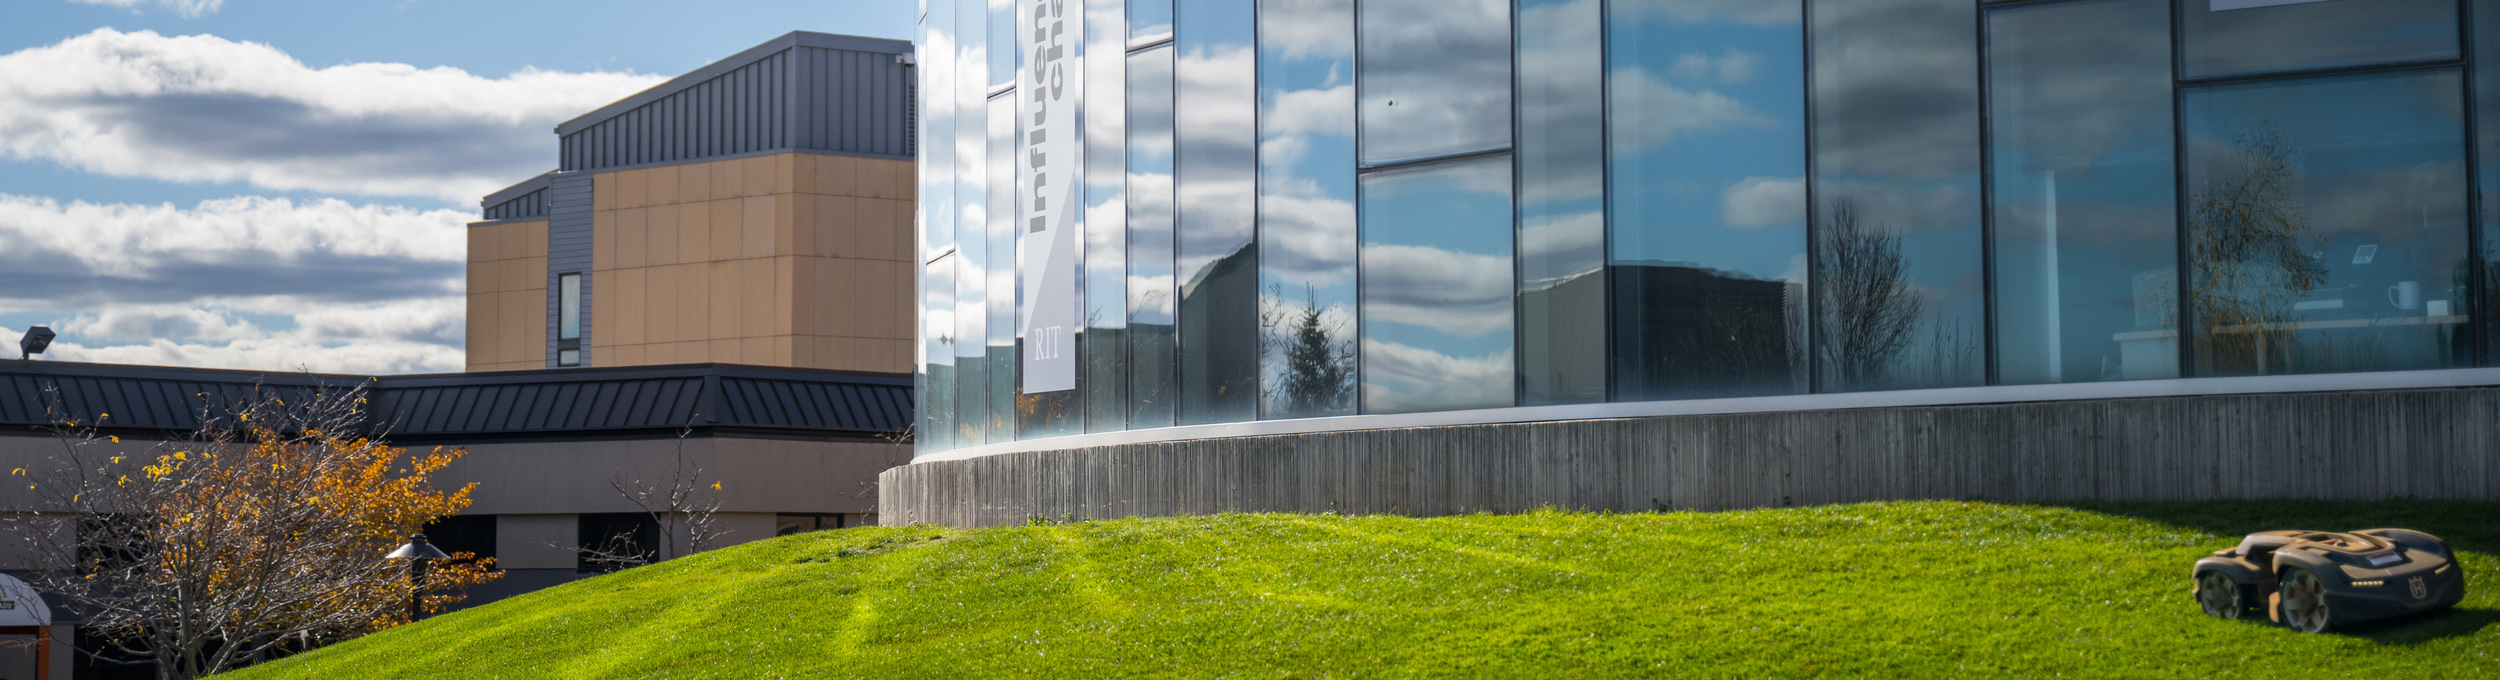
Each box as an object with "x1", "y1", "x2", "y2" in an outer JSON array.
[
  {"x1": 547, "y1": 172, "x2": 594, "y2": 368},
  {"x1": 557, "y1": 46, "x2": 913, "y2": 172},
  {"x1": 483, "y1": 187, "x2": 549, "y2": 220}
]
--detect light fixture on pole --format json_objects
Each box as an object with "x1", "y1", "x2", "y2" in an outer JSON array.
[
  {"x1": 18, "y1": 326, "x2": 52, "y2": 361},
  {"x1": 385, "y1": 533, "x2": 450, "y2": 622}
]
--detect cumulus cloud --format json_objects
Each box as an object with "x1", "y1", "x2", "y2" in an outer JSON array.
[
  {"x1": 0, "y1": 28, "x2": 663, "y2": 203},
  {"x1": 1608, "y1": 67, "x2": 1776, "y2": 152},
  {"x1": 1358, "y1": 0, "x2": 1512, "y2": 161},
  {"x1": 1616, "y1": 0, "x2": 1801, "y2": 27},
  {"x1": 1361, "y1": 340, "x2": 1512, "y2": 413},
  {"x1": 1359, "y1": 244, "x2": 1513, "y2": 337},
  {"x1": 0, "y1": 193, "x2": 468, "y2": 374},
  {"x1": 67, "y1": 0, "x2": 223, "y2": 17},
  {"x1": 1722, "y1": 176, "x2": 1806, "y2": 229}
]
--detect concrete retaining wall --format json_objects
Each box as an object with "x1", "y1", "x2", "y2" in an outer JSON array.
[{"x1": 878, "y1": 386, "x2": 2500, "y2": 527}]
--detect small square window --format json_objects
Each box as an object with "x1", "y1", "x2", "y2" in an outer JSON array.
[{"x1": 558, "y1": 349, "x2": 580, "y2": 367}]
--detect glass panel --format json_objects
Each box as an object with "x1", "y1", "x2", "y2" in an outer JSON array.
[
  {"x1": 2179, "y1": 0, "x2": 2457, "y2": 80},
  {"x1": 1257, "y1": 0, "x2": 1357, "y2": 419},
  {"x1": 1360, "y1": 156, "x2": 1517, "y2": 413},
  {"x1": 1130, "y1": 0, "x2": 1173, "y2": 41},
  {"x1": 1357, "y1": 0, "x2": 1511, "y2": 165},
  {"x1": 1607, "y1": 0, "x2": 1808, "y2": 401},
  {"x1": 923, "y1": 255, "x2": 958, "y2": 453},
  {"x1": 1517, "y1": 0, "x2": 1605, "y2": 406},
  {"x1": 557, "y1": 349, "x2": 579, "y2": 367},
  {"x1": 923, "y1": 0, "x2": 957, "y2": 254},
  {"x1": 954, "y1": 0, "x2": 991, "y2": 447},
  {"x1": 1989, "y1": 0, "x2": 2179, "y2": 385},
  {"x1": 1808, "y1": 0, "x2": 1986, "y2": 392},
  {"x1": 2182, "y1": 70, "x2": 2472, "y2": 375},
  {"x1": 2479, "y1": 0, "x2": 2500, "y2": 366},
  {"x1": 558, "y1": 273, "x2": 581, "y2": 341},
  {"x1": 988, "y1": 93, "x2": 1017, "y2": 441},
  {"x1": 1128, "y1": 45, "x2": 1179, "y2": 428},
  {"x1": 989, "y1": 0, "x2": 1016, "y2": 87},
  {"x1": 1086, "y1": 0, "x2": 1130, "y2": 433},
  {"x1": 1173, "y1": 0, "x2": 1259, "y2": 426}
]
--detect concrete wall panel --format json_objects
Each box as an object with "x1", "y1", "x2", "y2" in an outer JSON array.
[{"x1": 879, "y1": 387, "x2": 2500, "y2": 528}]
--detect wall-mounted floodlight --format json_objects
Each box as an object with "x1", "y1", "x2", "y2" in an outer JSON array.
[{"x1": 17, "y1": 326, "x2": 52, "y2": 360}]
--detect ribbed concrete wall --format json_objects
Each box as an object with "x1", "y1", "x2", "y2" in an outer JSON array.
[{"x1": 878, "y1": 387, "x2": 2500, "y2": 527}]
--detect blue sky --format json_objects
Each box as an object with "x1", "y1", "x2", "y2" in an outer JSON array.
[{"x1": 0, "y1": 0, "x2": 914, "y2": 374}]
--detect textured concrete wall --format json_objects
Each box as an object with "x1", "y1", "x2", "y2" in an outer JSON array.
[{"x1": 879, "y1": 387, "x2": 2500, "y2": 527}]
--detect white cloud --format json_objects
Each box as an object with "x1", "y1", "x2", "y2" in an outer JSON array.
[
  {"x1": 0, "y1": 28, "x2": 664, "y2": 203},
  {"x1": 1359, "y1": 243, "x2": 1513, "y2": 337},
  {"x1": 1616, "y1": 0, "x2": 1800, "y2": 27},
  {"x1": 67, "y1": 0, "x2": 223, "y2": 17},
  {"x1": 1360, "y1": 340, "x2": 1512, "y2": 413},
  {"x1": 0, "y1": 194, "x2": 469, "y2": 374},
  {"x1": 1607, "y1": 67, "x2": 1775, "y2": 152},
  {"x1": 1722, "y1": 176, "x2": 1806, "y2": 229}
]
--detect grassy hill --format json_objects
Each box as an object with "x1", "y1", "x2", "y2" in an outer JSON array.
[{"x1": 228, "y1": 500, "x2": 2496, "y2": 679}]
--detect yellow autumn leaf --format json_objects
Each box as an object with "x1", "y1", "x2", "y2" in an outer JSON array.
[
  {"x1": 8, "y1": 469, "x2": 18, "y2": 476},
  {"x1": 174, "y1": 451, "x2": 187, "y2": 460},
  {"x1": 109, "y1": 436, "x2": 120, "y2": 443},
  {"x1": 116, "y1": 475, "x2": 128, "y2": 486}
]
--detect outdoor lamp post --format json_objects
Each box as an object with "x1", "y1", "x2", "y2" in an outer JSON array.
[
  {"x1": 385, "y1": 533, "x2": 450, "y2": 622},
  {"x1": 17, "y1": 326, "x2": 52, "y2": 360}
]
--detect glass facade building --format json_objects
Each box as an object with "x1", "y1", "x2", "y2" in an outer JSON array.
[{"x1": 917, "y1": 0, "x2": 2500, "y2": 456}]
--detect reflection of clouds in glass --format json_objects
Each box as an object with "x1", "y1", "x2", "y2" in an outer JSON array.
[
  {"x1": 1362, "y1": 244, "x2": 1513, "y2": 337},
  {"x1": 1358, "y1": 0, "x2": 1511, "y2": 162},
  {"x1": 1670, "y1": 49, "x2": 1762, "y2": 84},
  {"x1": 1520, "y1": 210, "x2": 1604, "y2": 284},
  {"x1": 1257, "y1": 0, "x2": 1355, "y2": 60},
  {"x1": 1816, "y1": 181, "x2": 1970, "y2": 237},
  {"x1": 1519, "y1": 0, "x2": 1604, "y2": 203},
  {"x1": 1261, "y1": 84, "x2": 1354, "y2": 168},
  {"x1": 1619, "y1": 0, "x2": 1800, "y2": 26},
  {"x1": 1259, "y1": 190, "x2": 1356, "y2": 286},
  {"x1": 1811, "y1": 0, "x2": 1978, "y2": 181},
  {"x1": 1361, "y1": 340, "x2": 1513, "y2": 412},
  {"x1": 1722, "y1": 176, "x2": 1805, "y2": 228},
  {"x1": 1607, "y1": 67, "x2": 1775, "y2": 153}
]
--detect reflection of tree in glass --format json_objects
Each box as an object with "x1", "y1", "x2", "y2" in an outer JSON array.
[
  {"x1": 2187, "y1": 126, "x2": 2326, "y2": 374},
  {"x1": 1815, "y1": 199, "x2": 1921, "y2": 390},
  {"x1": 1262, "y1": 283, "x2": 1353, "y2": 418}
]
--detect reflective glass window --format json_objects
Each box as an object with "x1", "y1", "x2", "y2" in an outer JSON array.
[
  {"x1": 1988, "y1": 0, "x2": 2180, "y2": 384},
  {"x1": 1360, "y1": 156, "x2": 1517, "y2": 413},
  {"x1": 1085, "y1": 0, "x2": 1130, "y2": 433},
  {"x1": 1019, "y1": 0, "x2": 1084, "y2": 440},
  {"x1": 1808, "y1": 0, "x2": 1986, "y2": 392},
  {"x1": 2182, "y1": 70, "x2": 2472, "y2": 375},
  {"x1": 1257, "y1": 0, "x2": 1357, "y2": 419},
  {"x1": 1130, "y1": 0, "x2": 1173, "y2": 41},
  {"x1": 1517, "y1": 0, "x2": 1606, "y2": 406},
  {"x1": 2479, "y1": 0, "x2": 2500, "y2": 364},
  {"x1": 558, "y1": 272, "x2": 582, "y2": 341},
  {"x1": 954, "y1": 9, "x2": 992, "y2": 447},
  {"x1": 990, "y1": 0, "x2": 1016, "y2": 87},
  {"x1": 1357, "y1": 0, "x2": 1511, "y2": 165},
  {"x1": 1174, "y1": 0, "x2": 1259, "y2": 425},
  {"x1": 923, "y1": 0, "x2": 957, "y2": 254},
  {"x1": 923, "y1": 255, "x2": 959, "y2": 452},
  {"x1": 1608, "y1": 0, "x2": 1808, "y2": 400},
  {"x1": 2180, "y1": 0, "x2": 2457, "y2": 80},
  {"x1": 1128, "y1": 45, "x2": 1179, "y2": 427},
  {"x1": 988, "y1": 93, "x2": 1017, "y2": 441}
]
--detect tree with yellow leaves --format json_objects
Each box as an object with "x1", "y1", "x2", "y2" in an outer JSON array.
[{"x1": 4, "y1": 381, "x2": 498, "y2": 679}]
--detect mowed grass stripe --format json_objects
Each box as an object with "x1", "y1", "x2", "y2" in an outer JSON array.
[{"x1": 229, "y1": 500, "x2": 2498, "y2": 679}]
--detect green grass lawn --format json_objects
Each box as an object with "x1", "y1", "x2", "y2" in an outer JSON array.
[{"x1": 228, "y1": 500, "x2": 2497, "y2": 679}]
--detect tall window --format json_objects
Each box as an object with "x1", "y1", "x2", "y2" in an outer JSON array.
[
  {"x1": 557, "y1": 272, "x2": 581, "y2": 367},
  {"x1": 1086, "y1": 0, "x2": 1132, "y2": 433},
  {"x1": 1518, "y1": 0, "x2": 1606, "y2": 406},
  {"x1": 1175, "y1": 0, "x2": 1260, "y2": 425},
  {"x1": 1257, "y1": 0, "x2": 1357, "y2": 419},
  {"x1": 1359, "y1": 157, "x2": 1517, "y2": 413},
  {"x1": 1808, "y1": 0, "x2": 1985, "y2": 392},
  {"x1": 1986, "y1": 0, "x2": 2177, "y2": 384},
  {"x1": 1608, "y1": 0, "x2": 1808, "y2": 400},
  {"x1": 1128, "y1": 45, "x2": 1179, "y2": 428}
]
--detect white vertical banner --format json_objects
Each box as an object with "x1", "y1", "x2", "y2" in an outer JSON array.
[{"x1": 1020, "y1": 0, "x2": 1081, "y2": 393}]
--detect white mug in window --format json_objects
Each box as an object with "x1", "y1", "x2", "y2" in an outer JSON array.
[{"x1": 2387, "y1": 281, "x2": 2421, "y2": 311}]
